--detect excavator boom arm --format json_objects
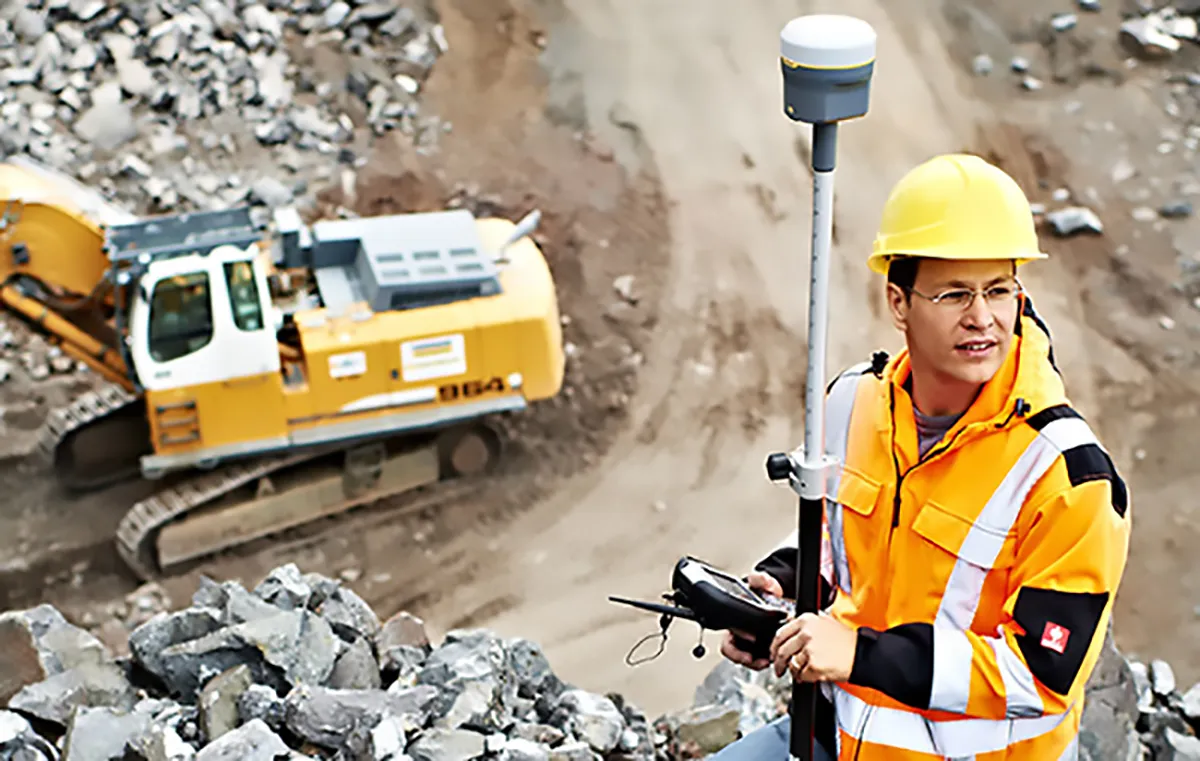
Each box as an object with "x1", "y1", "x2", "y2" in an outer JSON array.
[{"x1": 0, "y1": 283, "x2": 132, "y2": 388}]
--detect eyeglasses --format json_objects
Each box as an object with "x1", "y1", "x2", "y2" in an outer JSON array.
[{"x1": 906, "y1": 280, "x2": 1023, "y2": 310}]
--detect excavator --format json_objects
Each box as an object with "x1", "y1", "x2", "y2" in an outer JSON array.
[{"x1": 0, "y1": 155, "x2": 565, "y2": 581}]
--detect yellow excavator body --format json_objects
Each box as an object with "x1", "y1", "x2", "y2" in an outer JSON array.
[
  {"x1": 0, "y1": 156, "x2": 567, "y2": 580},
  {"x1": 140, "y1": 216, "x2": 563, "y2": 470}
]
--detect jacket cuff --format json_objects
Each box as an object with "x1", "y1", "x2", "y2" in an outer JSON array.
[{"x1": 847, "y1": 623, "x2": 934, "y2": 710}]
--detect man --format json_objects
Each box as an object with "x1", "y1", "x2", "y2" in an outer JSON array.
[{"x1": 710, "y1": 153, "x2": 1131, "y2": 760}]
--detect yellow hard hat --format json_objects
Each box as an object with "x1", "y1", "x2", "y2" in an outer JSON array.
[{"x1": 867, "y1": 153, "x2": 1048, "y2": 275}]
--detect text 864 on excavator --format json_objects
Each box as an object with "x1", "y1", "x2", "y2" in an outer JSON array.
[{"x1": 0, "y1": 156, "x2": 566, "y2": 581}]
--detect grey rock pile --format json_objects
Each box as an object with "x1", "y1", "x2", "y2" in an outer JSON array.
[
  {"x1": 1, "y1": 562, "x2": 1185, "y2": 761},
  {"x1": 0, "y1": 0, "x2": 448, "y2": 216},
  {"x1": 0, "y1": 315, "x2": 85, "y2": 387},
  {"x1": 0, "y1": 563, "x2": 669, "y2": 761},
  {"x1": 968, "y1": 2, "x2": 1200, "y2": 86},
  {"x1": 1127, "y1": 654, "x2": 1200, "y2": 761}
]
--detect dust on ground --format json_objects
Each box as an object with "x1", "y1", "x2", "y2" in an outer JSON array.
[{"x1": 2, "y1": 0, "x2": 1200, "y2": 721}]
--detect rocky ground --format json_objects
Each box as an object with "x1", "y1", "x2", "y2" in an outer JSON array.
[
  {"x1": 0, "y1": 563, "x2": 1177, "y2": 761},
  {"x1": 0, "y1": 0, "x2": 450, "y2": 213},
  {"x1": 7, "y1": 0, "x2": 1200, "y2": 743}
]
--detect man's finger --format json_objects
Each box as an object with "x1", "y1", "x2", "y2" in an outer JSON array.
[
  {"x1": 720, "y1": 634, "x2": 753, "y2": 665},
  {"x1": 799, "y1": 653, "x2": 827, "y2": 683},
  {"x1": 774, "y1": 644, "x2": 798, "y2": 677},
  {"x1": 789, "y1": 649, "x2": 809, "y2": 679},
  {"x1": 769, "y1": 617, "x2": 805, "y2": 660},
  {"x1": 720, "y1": 641, "x2": 745, "y2": 662},
  {"x1": 769, "y1": 613, "x2": 813, "y2": 658},
  {"x1": 773, "y1": 632, "x2": 810, "y2": 677}
]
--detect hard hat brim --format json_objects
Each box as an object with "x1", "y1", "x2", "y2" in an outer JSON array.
[{"x1": 866, "y1": 250, "x2": 1049, "y2": 275}]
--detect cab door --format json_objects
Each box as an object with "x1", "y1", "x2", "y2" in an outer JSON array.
[{"x1": 128, "y1": 247, "x2": 287, "y2": 462}]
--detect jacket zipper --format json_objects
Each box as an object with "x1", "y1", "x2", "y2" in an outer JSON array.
[
  {"x1": 889, "y1": 427, "x2": 972, "y2": 531},
  {"x1": 888, "y1": 397, "x2": 1028, "y2": 533},
  {"x1": 888, "y1": 385, "x2": 902, "y2": 530},
  {"x1": 879, "y1": 394, "x2": 1027, "y2": 624}
]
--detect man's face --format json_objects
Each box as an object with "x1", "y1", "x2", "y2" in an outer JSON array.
[{"x1": 886, "y1": 258, "x2": 1021, "y2": 387}]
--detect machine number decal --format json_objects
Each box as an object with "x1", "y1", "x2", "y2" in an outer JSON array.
[
  {"x1": 328, "y1": 350, "x2": 367, "y2": 378},
  {"x1": 400, "y1": 333, "x2": 467, "y2": 382},
  {"x1": 438, "y1": 377, "x2": 506, "y2": 402}
]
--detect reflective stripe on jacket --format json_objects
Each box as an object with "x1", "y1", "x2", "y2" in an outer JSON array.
[{"x1": 756, "y1": 298, "x2": 1131, "y2": 760}]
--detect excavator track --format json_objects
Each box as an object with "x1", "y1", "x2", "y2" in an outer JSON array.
[
  {"x1": 38, "y1": 382, "x2": 150, "y2": 492},
  {"x1": 114, "y1": 424, "x2": 503, "y2": 581},
  {"x1": 115, "y1": 449, "x2": 324, "y2": 580}
]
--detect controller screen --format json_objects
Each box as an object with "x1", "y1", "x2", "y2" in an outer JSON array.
[{"x1": 706, "y1": 569, "x2": 761, "y2": 603}]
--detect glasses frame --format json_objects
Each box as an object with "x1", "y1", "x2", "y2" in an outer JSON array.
[{"x1": 905, "y1": 278, "x2": 1024, "y2": 311}]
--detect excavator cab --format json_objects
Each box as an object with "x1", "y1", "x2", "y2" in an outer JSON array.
[
  {"x1": 108, "y1": 207, "x2": 281, "y2": 395},
  {"x1": 100, "y1": 208, "x2": 291, "y2": 476},
  {"x1": 126, "y1": 243, "x2": 281, "y2": 393}
]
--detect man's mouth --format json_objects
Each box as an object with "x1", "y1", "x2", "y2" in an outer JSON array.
[{"x1": 956, "y1": 339, "x2": 997, "y2": 355}]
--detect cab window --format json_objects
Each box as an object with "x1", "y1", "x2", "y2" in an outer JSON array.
[
  {"x1": 147, "y1": 272, "x2": 214, "y2": 362},
  {"x1": 224, "y1": 261, "x2": 264, "y2": 331}
]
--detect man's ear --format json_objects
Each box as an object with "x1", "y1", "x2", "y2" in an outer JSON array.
[{"x1": 886, "y1": 282, "x2": 909, "y2": 332}]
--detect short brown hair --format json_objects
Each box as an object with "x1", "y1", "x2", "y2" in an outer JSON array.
[{"x1": 887, "y1": 257, "x2": 920, "y2": 292}]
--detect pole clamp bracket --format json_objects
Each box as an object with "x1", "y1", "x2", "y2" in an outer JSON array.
[{"x1": 765, "y1": 447, "x2": 841, "y2": 501}]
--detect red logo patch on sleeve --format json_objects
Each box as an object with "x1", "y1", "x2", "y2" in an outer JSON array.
[{"x1": 1041, "y1": 622, "x2": 1070, "y2": 654}]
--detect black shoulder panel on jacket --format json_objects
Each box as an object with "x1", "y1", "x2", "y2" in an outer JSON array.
[
  {"x1": 824, "y1": 351, "x2": 889, "y2": 394},
  {"x1": 1062, "y1": 445, "x2": 1128, "y2": 518},
  {"x1": 1023, "y1": 404, "x2": 1129, "y2": 518},
  {"x1": 1013, "y1": 586, "x2": 1109, "y2": 696},
  {"x1": 1025, "y1": 404, "x2": 1080, "y2": 430},
  {"x1": 1020, "y1": 296, "x2": 1060, "y2": 375}
]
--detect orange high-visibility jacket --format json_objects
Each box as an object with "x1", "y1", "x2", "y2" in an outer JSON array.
[{"x1": 756, "y1": 299, "x2": 1131, "y2": 760}]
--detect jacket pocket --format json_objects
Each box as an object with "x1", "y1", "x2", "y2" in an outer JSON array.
[
  {"x1": 836, "y1": 467, "x2": 882, "y2": 517},
  {"x1": 829, "y1": 468, "x2": 884, "y2": 592},
  {"x1": 912, "y1": 499, "x2": 1018, "y2": 571}
]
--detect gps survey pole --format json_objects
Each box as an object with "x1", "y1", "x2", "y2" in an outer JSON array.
[{"x1": 766, "y1": 14, "x2": 877, "y2": 761}]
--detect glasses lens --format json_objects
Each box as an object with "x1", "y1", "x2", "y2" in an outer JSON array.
[
  {"x1": 985, "y1": 285, "x2": 1018, "y2": 303},
  {"x1": 935, "y1": 290, "x2": 973, "y2": 307}
]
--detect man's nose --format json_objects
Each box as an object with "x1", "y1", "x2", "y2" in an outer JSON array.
[{"x1": 962, "y1": 292, "x2": 995, "y2": 328}]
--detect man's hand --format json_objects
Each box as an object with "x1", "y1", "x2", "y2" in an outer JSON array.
[
  {"x1": 770, "y1": 612, "x2": 857, "y2": 683},
  {"x1": 718, "y1": 572, "x2": 786, "y2": 670},
  {"x1": 745, "y1": 570, "x2": 784, "y2": 599}
]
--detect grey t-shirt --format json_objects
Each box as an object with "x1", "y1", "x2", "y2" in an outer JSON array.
[{"x1": 914, "y1": 408, "x2": 961, "y2": 459}]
